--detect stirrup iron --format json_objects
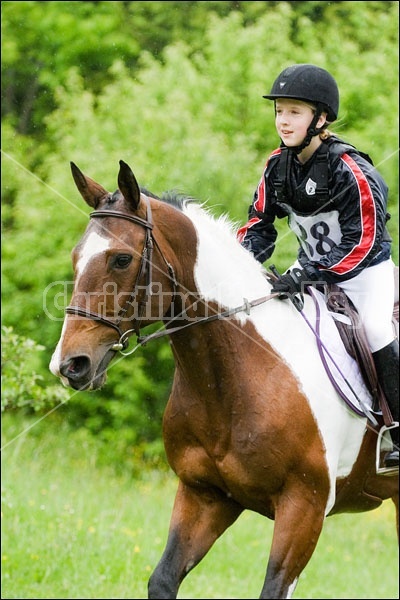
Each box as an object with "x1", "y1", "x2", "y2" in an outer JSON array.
[{"x1": 376, "y1": 422, "x2": 399, "y2": 476}]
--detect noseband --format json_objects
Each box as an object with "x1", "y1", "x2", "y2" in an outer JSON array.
[{"x1": 65, "y1": 196, "x2": 177, "y2": 351}]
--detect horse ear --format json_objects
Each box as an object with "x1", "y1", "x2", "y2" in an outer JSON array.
[
  {"x1": 70, "y1": 162, "x2": 109, "y2": 209},
  {"x1": 118, "y1": 160, "x2": 141, "y2": 211}
]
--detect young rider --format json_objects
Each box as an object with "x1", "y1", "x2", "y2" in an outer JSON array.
[{"x1": 236, "y1": 64, "x2": 399, "y2": 468}]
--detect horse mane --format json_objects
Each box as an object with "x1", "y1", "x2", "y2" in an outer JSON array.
[
  {"x1": 143, "y1": 186, "x2": 240, "y2": 239},
  {"x1": 176, "y1": 195, "x2": 270, "y2": 311},
  {"x1": 141, "y1": 187, "x2": 196, "y2": 212},
  {"x1": 141, "y1": 186, "x2": 268, "y2": 305}
]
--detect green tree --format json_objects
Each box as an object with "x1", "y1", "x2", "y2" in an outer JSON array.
[{"x1": 1, "y1": 1, "x2": 140, "y2": 134}]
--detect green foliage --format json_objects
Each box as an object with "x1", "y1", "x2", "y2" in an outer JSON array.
[
  {"x1": 1, "y1": 1, "x2": 141, "y2": 134},
  {"x1": 1, "y1": 1, "x2": 399, "y2": 462},
  {"x1": 1, "y1": 1, "x2": 294, "y2": 136},
  {"x1": 1, "y1": 326, "x2": 70, "y2": 412}
]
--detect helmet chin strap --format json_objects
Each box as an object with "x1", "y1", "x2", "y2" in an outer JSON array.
[{"x1": 283, "y1": 104, "x2": 326, "y2": 155}]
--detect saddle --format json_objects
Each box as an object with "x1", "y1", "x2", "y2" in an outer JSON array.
[{"x1": 324, "y1": 283, "x2": 398, "y2": 425}]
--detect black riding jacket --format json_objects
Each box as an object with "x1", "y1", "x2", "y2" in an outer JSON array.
[{"x1": 237, "y1": 136, "x2": 391, "y2": 284}]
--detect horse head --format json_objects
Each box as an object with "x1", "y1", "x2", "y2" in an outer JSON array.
[{"x1": 50, "y1": 161, "x2": 183, "y2": 390}]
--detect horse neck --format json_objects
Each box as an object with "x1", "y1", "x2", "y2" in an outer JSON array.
[
  {"x1": 152, "y1": 199, "x2": 198, "y2": 280},
  {"x1": 152, "y1": 199, "x2": 270, "y2": 403},
  {"x1": 169, "y1": 316, "x2": 239, "y2": 397}
]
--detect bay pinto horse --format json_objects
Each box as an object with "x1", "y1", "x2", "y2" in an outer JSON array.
[{"x1": 50, "y1": 161, "x2": 398, "y2": 599}]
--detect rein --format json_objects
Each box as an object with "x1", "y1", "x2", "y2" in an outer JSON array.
[
  {"x1": 65, "y1": 197, "x2": 276, "y2": 352},
  {"x1": 133, "y1": 293, "x2": 275, "y2": 347}
]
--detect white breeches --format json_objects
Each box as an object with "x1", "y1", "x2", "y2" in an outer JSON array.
[{"x1": 292, "y1": 258, "x2": 397, "y2": 353}]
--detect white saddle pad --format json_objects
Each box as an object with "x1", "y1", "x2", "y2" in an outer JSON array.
[{"x1": 307, "y1": 287, "x2": 380, "y2": 422}]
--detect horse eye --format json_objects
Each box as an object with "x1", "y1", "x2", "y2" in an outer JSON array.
[{"x1": 114, "y1": 254, "x2": 133, "y2": 269}]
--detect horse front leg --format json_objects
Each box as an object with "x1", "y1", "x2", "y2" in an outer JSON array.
[
  {"x1": 259, "y1": 480, "x2": 327, "y2": 599},
  {"x1": 148, "y1": 479, "x2": 243, "y2": 599}
]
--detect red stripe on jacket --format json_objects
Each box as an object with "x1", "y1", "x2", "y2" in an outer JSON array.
[
  {"x1": 236, "y1": 148, "x2": 281, "y2": 243},
  {"x1": 321, "y1": 153, "x2": 377, "y2": 276}
]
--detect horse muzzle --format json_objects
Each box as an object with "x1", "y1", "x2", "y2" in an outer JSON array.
[{"x1": 54, "y1": 349, "x2": 115, "y2": 391}]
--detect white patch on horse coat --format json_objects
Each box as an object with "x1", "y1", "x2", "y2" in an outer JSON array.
[{"x1": 185, "y1": 203, "x2": 367, "y2": 514}]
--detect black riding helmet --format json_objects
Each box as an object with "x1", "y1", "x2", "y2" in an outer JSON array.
[{"x1": 263, "y1": 64, "x2": 339, "y2": 153}]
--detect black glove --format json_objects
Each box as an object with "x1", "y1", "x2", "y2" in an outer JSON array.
[{"x1": 271, "y1": 268, "x2": 309, "y2": 298}]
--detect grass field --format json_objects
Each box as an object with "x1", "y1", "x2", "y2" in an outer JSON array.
[{"x1": 1, "y1": 413, "x2": 398, "y2": 600}]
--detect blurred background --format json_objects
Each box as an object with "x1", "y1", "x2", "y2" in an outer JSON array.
[{"x1": 1, "y1": 3, "x2": 399, "y2": 597}]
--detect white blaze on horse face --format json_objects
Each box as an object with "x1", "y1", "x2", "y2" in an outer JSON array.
[
  {"x1": 49, "y1": 231, "x2": 111, "y2": 378},
  {"x1": 49, "y1": 318, "x2": 68, "y2": 380},
  {"x1": 75, "y1": 231, "x2": 111, "y2": 283}
]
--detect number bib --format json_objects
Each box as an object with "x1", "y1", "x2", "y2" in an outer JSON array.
[{"x1": 288, "y1": 210, "x2": 342, "y2": 260}]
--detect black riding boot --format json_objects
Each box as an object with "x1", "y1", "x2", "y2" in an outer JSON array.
[{"x1": 373, "y1": 340, "x2": 399, "y2": 468}]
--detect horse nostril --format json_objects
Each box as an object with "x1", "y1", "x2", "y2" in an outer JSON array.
[{"x1": 59, "y1": 355, "x2": 91, "y2": 381}]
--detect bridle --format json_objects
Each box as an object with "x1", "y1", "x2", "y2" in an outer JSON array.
[{"x1": 65, "y1": 196, "x2": 177, "y2": 351}]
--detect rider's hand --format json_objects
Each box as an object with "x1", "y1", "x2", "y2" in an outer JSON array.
[{"x1": 271, "y1": 268, "x2": 309, "y2": 299}]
